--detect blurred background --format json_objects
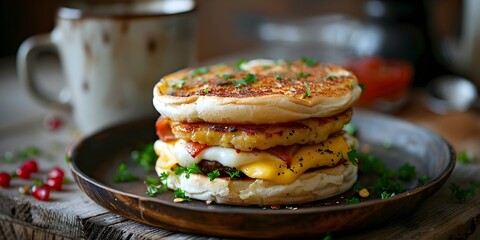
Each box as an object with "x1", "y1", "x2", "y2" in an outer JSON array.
[{"x1": 0, "y1": 0, "x2": 472, "y2": 103}]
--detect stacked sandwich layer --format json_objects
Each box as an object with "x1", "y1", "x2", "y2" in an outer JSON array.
[{"x1": 152, "y1": 59, "x2": 362, "y2": 206}]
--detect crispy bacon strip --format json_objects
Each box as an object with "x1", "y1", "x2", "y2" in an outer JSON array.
[
  {"x1": 155, "y1": 117, "x2": 177, "y2": 142},
  {"x1": 266, "y1": 145, "x2": 297, "y2": 166},
  {"x1": 185, "y1": 141, "x2": 209, "y2": 158}
]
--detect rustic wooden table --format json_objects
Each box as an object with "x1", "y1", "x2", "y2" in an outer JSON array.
[{"x1": 0, "y1": 57, "x2": 479, "y2": 239}]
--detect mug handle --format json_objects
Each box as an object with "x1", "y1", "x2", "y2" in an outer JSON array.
[{"x1": 16, "y1": 33, "x2": 71, "y2": 112}]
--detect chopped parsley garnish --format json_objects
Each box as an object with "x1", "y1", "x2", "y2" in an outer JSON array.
[
  {"x1": 397, "y1": 163, "x2": 416, "y2": 181},
  {"x1": 457, "y1": 150, "x2": 477, "y2": 164},
  {"x1": 171, "y1": 79, "x2": 187, "y2": 89},
  {"x1": 3, "y1": 146, "x2": 42, "y2": 163},
  {"x1": 2, "y1": 151, "x2": 14, "y2": 162},
  {"x1": 32, "y1": 179, "x2": 44, "y2": 186},
  {"x1": 226, "y1": 170, "x2": 241, "y2": 178},
  {"x1": 234, "y1": 59, "x2": 247, "y2": 71},
  {"x1": 190, "y1": 67, "x2": 209, "y2": 77},
  {"x1": 327, "y1": 75, "x2": 337, "y2": 80},
  {"x1": 380, "y1": 191, "x2": 396, "y2": 199},
  {"x1": 301, "y1": 57, "x2": 317, "y2": 67},
  {"x1": 65, "y1": 152, "x2": 71, "y2": 163},
  {"x1": 275, "y1": 74, "x2": 283, "y2": 80},
  {"x1": 174, "y1": 188, "x2": 190, "y2": 201},
  {"x1": 175, "y1": 163, "x2": 203, "y2": 179},
  {"x1": 358, "y1": 152, "x2": 386, "y2": 175},
  {"x1": 418, "y1": 175, "x2": 431, "y2": 185},
  {"x1": 345, "y1": 197, "x2": 360, "y2": 204},
  {"x1": 131, "y1": 143, "x2": 157, "y2": 172},
  {"x1": 221, "y1": 73, "x2": 234, "y2": 80},
  {"x1": 303, "y1": 83, "x2": 311, "y2": 98},
  {"x1": 352, "y1": 182, "x2": 364, "y2": 194},
  {"x1": 147, "y1": 183, "x2": 163, "y2": 197},
  {"x1": 203, "y1": 88, "x2": 211, "y2": 94},
  {"x1": 18, "y1": 146, "x2": 41, "y2": 159},
  {"x1": 297, "y1": 72, "x2": 310, "y2": 78},
  {"x1": 114, "y1": 163, "x2": 139, "y2": 183},
  {"x1": 207, "y1": 169, "x2": 220, "y2": 181},
  {"x1": 146, "y1": 173, "x2": 169, "y2": 197},
  {"x1": 342, "y1": 123, "x2": 357, "y2": 136},
  {"x1": 159, "y1": 171, "x2": 169, "y2": 181},
  {"x1": 232, "y1": 73, "x2": 257, "y2": 87},
  {"x1": 63, "y1": 178, "x2": 72, "y2": 185},
  {"x1": 373, "y1": 174, "x2": 405, "y2": 196},
  {"x1": 322, "y1": 233, "x2": 333, "y2": 240},
  {"x1": 346, "y1": 149, "x2": 359, "y2": 167},
  {"x1": 383, "y1": 140, "x2": 393, "y2": 150},
  {"x1": 450, "y1": 183, "x2": 480, "y2": 203}
]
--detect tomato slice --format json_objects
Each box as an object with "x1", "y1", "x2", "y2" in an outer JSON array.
[
  {"x1": 155, "y1": 117, "x2": 177, "y2": 142},
  {"x1": 185, "y1": 141, "x2": 209, "y2": 158}
]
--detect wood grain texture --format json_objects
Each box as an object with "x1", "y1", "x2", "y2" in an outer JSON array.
[{"x1": 0, "y1": 215, "x2": 73, "y2": 240}]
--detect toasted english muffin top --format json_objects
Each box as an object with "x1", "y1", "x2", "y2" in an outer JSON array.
[{"x1": 153, "y1": 58, "x2": 362, "y2": 124}]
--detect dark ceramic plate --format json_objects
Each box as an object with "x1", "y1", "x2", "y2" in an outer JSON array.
[{"x1": 69, "y1": 109, "x2": 455, "y2": 238}]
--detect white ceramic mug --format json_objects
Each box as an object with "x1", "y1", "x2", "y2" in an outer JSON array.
[{"x1": 17, "y1": 0, "x2": 196, "y2": 135}]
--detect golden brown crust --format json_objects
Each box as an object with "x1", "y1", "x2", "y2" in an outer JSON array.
[
  {"x1": 156, "y1": 59, "x2": 356, "y2": 99},
  {"x1": 153, "y1": 59, "x2": 362, "y2": 124},
  {"x1": 170, "y1": 109, "x2": 352, "y2": 151}
]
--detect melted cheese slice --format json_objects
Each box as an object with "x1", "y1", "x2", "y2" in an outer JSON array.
[{"x1": 154, "y1": 136, "x2": 351, "y2": 184}]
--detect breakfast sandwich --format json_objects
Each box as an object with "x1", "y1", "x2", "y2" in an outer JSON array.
[{"x1": 152, "y1": 58, "x2": 362, "y2": 206}]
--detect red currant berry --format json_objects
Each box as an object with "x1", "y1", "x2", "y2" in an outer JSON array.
[
  {"x1": 22, "y1": 160, "x2": 39, "y2": 173},
  {"x1": 44, "y1": 115, "x2": 63, "y2": 131},
  {"x1": 47, "y1": 167, "x2": 65, "y2": 180},
  {"x1": 46, "y1": 178, "x2": 62, "y2": 191},
  {"x1": 16, "y1": 166, "x2": 31, "y2": 179},
  {"x1": 0, "y1": 172, "x2": 11, "y2": 187},
  {"x1": 32, "y1": 185, "x2": 50, "y2": 201}
]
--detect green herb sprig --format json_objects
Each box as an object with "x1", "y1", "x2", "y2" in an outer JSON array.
[
  {"x1": 226, "y1": 170, "x2": 241, "y2": 178},
  {"x1": 380, "y1": 191, "x2": 396, "y2": 199},
  {"x1": 146, "y1": 173, "x2": 169, "y2": 197},
  {"x1": 190, "y1": 67, "x2": 209, "y2": 77},
  {"x1": 114, "y1": 163, "x2": 139, "y2": 183},
  {"x1": 175, "y1": 163, "x2": 203, "y2": 179},
  {"x1": 232, "y1": 73, "x2": 257, "y2": 87},
  {"x1": 131, "y1": 143, "x2": 157, "y2": 172},
  {"x1": 234, "y1": 59, "x2": 247, "y2": 71},
  {"x1": 301, "y1": 57, "x2": 317, "y2": 67},
  {"x1": 303, "y1": 83, "x2": 311, "y2": 98},
  {"x1": 457, "y1": 150, "x2": 478, "y2": 164},
  {"x1": 207, "y1": 169, "x2": 220, "y2": 181},
  {"x1": 450, "y1": 183, "x2": 480, "y2": 203},
  {"x1": 345, "y1": 196, "x2": 360, "y2": 204},
  {"x1": 2, "y1": 146, "x2": 41, "y2": 163},
  {"x1": 342, "y1": 123, "x2": 357, "y2": 136},
  {"x1": 174, "y1": 188, "x2": 190, "y2": 201},
  {"x1": 221, "y1": 73, "x2": 234, "y2": 80},
  {"x1": 418, "y1": 175, "x2": 431, "y2": 185}
]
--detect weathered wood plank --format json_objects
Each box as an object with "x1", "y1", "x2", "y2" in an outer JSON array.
[
  {"x1": 83, "y1": 212, "x2": 175, "y2": 240},
  {"x1": 0, "y1": 215, "x2": 74, "y2": 240}
]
